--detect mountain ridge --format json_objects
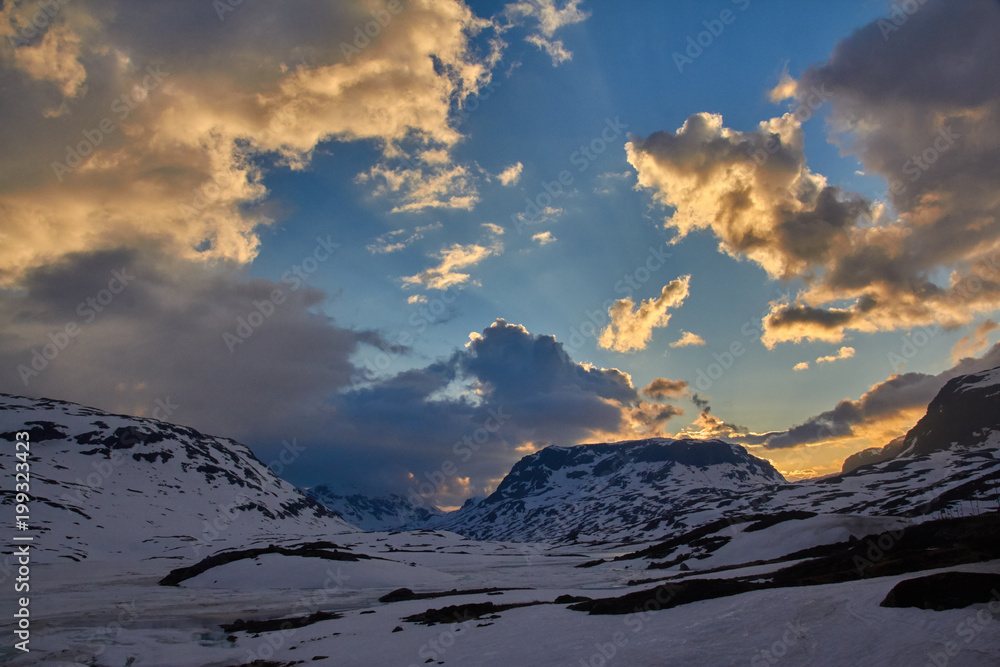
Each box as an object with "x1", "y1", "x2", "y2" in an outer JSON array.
[
  {"x1": 0, "y1": 393, "x2": 356, "y2": 563},
  {"x1": 425, "y1": 365, "x2": 1000, "y2": 542}
]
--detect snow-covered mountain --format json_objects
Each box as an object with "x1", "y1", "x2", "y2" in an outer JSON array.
[
  {"x1": 898, "y1": 365, "x2": 1000, "y2": 457},
  {"x1": 843, "y1": 367, "x2": 1000, "y2": 474},
  {"x1": 429, "y1": 438, "x2": 785, "y2": 543},
  {"x1": 430, "y1": 366, "x2": 1000, "y2": 543},
  {"x1": 841, "y1": 436, "x2": 907, "y2": 474},
  {"x1": 757, "y1": 364, "x2": 1000, "y2": 518},
  {"x1": 304, "y1": 486, "x2": 443, "y2": 531},
  {"x1": 0, "y1": 393, "x2": 356, "y2": 563}
]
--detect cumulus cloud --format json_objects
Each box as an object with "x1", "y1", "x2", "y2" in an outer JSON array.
[
  {"x1": 598, "y1": 276, "x2": 691, "y2": 353},
  {"x1": 497, "y1": 161, "x2": 524, "y2": 186},
  {"x1": 620, "y1": 401, "x2": 685, "y2": 437},
  {"x1": 504, "y1": 0, "x2": 589, "y2": 65},
  {"x1": 670, "y1": 331, "x2": 706, "y2": 348},
  {"x1": 628, "y1": 0, "x2": 1000, "y2": 349},
  {"x1": 0, "y1": 0, "x2": 502, "y2": 284},
  {"x1": 326, "y1": 319, "x2": 649, "y2": 504},
  {"x1": 951, "y1": 320, "x2": 998, "y2": 361},
  {"x1": 641, "y1": 378, "x2": 689, "y2": 399},
  {"x1": 676, "y1": 410, "x2": 737, "y2": 440},
  {"x1": 627, "y1": 112, "x2": 870, "y2": 281},
  {"x1": 403, "y1": 240, "x2": 502, "y2": 290},
  {"x1": 793, "y1": 361, "x2": 810, "y2": 372},
  {"x1": 816, "y1": 346, "x2": 855, "y2": 365},
  {"x1": 531, "y1": 231, "x2": 556, "y2": 245}
]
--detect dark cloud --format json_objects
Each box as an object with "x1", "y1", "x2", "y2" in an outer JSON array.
[
  {"x1": 642, "y1": 378, "x2": 689, "y2": 399},
  {"x1": 0, "y1": 273, "x2": 645, "y2": 506},
  {"x1": 690, "y1": 393, "x2": 710, "y2": 411},
  {"x1": 295, "y1": 319, "x2": 646, "y2": 505},
  {"x1": 0, "y1": 247, "x2": 372, "y2": 440},
  {"x1": 631, "y1": 403, "x2": 685, "y2": 428},
  {"x1": 736, "y1": 342, "x2": 1000, "y2": 449}
]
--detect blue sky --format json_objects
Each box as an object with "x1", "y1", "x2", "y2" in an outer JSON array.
[{"x1": 2, "y1": 0, "x2": 999, "y2": 506}]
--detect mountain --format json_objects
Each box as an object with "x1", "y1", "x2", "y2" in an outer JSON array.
[
  {"x1": 304, "y1": 486, "x2": 443, "y2": 531},
  {"x1": 0, "y1": 393, "x2": 355, "y2": 563},
  {"x1": 841, "y1": 365, "x2": 1000, "y2": 473},
  {"x1": 429, "y1": 438, "x2": 785, "y2": 543},
  {"x1": 431, "y1": 366, "x2": 1000, "y2": 544},
  {"x1": 841, "y1": 436, "x2": 907, "y2": 474},
  {"x1": 829, "y1": 364, "x2": 1000, "y2": 499},
  {"x1": 898, "y1": 365, "x2": 1000, "y2": 457}
]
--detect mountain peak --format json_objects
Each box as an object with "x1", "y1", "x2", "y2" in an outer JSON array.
[
  {"x1": 899, "y1": 364, "x2": 1000, "y2": 458},
  {"x1": 432, "y1": 437, "x2": 784, "y2": 543}
]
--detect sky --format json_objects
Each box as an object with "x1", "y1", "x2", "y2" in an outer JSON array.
[{"x1": 2, "y1": 0, "x2": 1000, "y2": 509}]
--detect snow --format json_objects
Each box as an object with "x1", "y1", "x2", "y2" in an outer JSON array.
[
  {"x1": 180, "y1": 552, "x2": 459, "y2": 590},
  {"x1": 2, "y1": 383, "x2": 999, "y2": 666},
  {"x1": 4, "y1": 551, "x2": 998, "y2": 666},
  {"x1": 0, "y1": 394, "x2": 356, "y2": 563},
  {"x1": 695, "y1": 514, "x2": 913, "y2": 571},
  {"x1": 956, "y1": 366, "x2": 1000, "y2": 392}
]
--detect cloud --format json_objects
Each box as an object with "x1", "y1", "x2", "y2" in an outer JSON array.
[
  {"x1": 357, "y1": 162, "x2": 481, "y2": 213},
  {"x1": 670, "y1": 331, "x2": 706, "y2": 348},
  {"x1": 642, "y1": 378, "x2": 689, "y2": 399},
  {"x1": 6, "y1": 16, "x2": 87, "y2": 99},
  {"x1": 402, "y1": 241, "x2": 502, "y2": 290},
  {"x1": 627, "y1": 0, "x2": 1000, "y2": 348},
  {"x1": 598, "y1": 276, "x2": 691, "y2": 353},
  {"x1": 690, "y1": 393, "x2": 710, "y2": 411},
  {"x1": 513, "y1": 205, "x2": 564, "y2": 227},
  {"x1": 761, "y1": 304, "x2": 860, "y2": 348},
  {"x1": 504, "y1": 0, "x2": 590, "y2": 65},
  {"x1": 0, "y1": 262, "x2": 661, "y2": 507},
  {"x1": 627, "y1": 112, "x2": 870, "y2": 281},
  {"x1": 328, "y1": 319, "x2": 648, "y2": 504},
  {"x1": 0, "y1": 247, "x2": 379, "y2": 440},
  {"x1": 497, "y1": 161, "x2": 524, "y2": 186},
  {"x1": 366, "y1": 222, "x2": 443, "y2": 255},
  {"x1": 0, "y1": 0, "x2": 502, "y2": 284},
  {"x1": 621, "y1": 401, "x2": 685, "y2": 436},
  {"x1": 793, "y1": 361, "x2": 810, "y2": 372},
  {"x1": 768, "y1": 66, "x2": 797, "y2": 103},
  {"x1": 734, "y1": 342, "x2": 1000, "y2": 450},
  {"x1": 951, "y1": 320, "x2": 999, "y2": 361},
  {"x1": 531, "y1": 231, "x2": 556, "y2": 245},
  {"x1": 482, "y1": 222, "x2": 505, "y2": 236},
  {"x1": 816, "y1": 346, "x2": 855, "y2": 365},
  {"x1": 676, "y1": 410, "x2": 736, "y2": 440}
]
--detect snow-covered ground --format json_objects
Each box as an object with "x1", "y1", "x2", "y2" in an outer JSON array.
[
  {"x1": 2, "y1": 528, "x2": 998, "y2": 666},
  {"x1": 2, "y1": 377, "x2": 999, "y2": 666}
]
